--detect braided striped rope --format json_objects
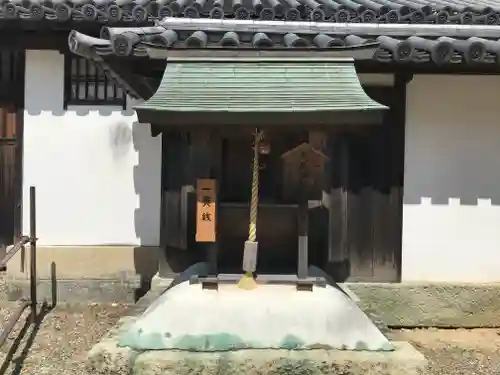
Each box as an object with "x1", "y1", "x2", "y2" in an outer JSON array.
[{"x1": 248, "y1": 130, "x2": 262, "y2": 242}]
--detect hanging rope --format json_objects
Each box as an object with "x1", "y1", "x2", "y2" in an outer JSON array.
[
  {"x1": 237, "y1": 129, "x2": 263, "y2": 290},
  {"x1": 248, "y1": 130, "x2": 262, "y2": 243}
]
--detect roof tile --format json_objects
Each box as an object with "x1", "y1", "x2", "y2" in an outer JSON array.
[
  {"x1": 3, "y1": 0, "x2": 500, "y2": 24},
  {"x1": 69, "y1": 27, "x2": 500, "y2": 65},
  {"x1": 138, "y1": 60, "x2": 387, "y2": 112}
]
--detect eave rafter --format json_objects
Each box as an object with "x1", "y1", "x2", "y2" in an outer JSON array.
[{"x1": 68, "y1": 33, "x2": 147, "y2": 100}]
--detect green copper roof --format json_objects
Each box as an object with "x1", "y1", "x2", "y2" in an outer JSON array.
[{"x1": 135, "y1": 59, "x2": 387, "y2": 115}]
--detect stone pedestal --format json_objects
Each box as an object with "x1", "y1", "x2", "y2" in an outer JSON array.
[{"x1": 86, "y1": 263, "x2": 427, "y2": 375}]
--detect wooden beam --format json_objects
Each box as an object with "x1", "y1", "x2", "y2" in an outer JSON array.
[
  {"x1": 0, "y1": 31, "x2": 69, "y2": 50},
  {"x1": 146, "y1": 47, "x2": 379, "y2": 60},
  {"x1": 355, "y1": 60, "x2": 500, "y2": 74}
]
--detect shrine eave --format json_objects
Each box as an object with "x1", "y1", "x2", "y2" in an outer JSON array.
[
  {"x1": 137, "y1": 109, "x2": 385, "y2": 128},
  {"x1": 133, "y1": 58, "x2": 387, "y2": 127}
]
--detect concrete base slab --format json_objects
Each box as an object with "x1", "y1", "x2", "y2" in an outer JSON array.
[
  {"x1": 151, "y1": 275, "x2": 500, "y2": 329},
  {"x1": 86, "y1": 271, "x2": 427, "y2": 375},
  {"x1": 118, "y1": 263, "x2": 392, "y2": 352},
  {"x1": 134, "y1": 342, "x2": 426, "y2": 375},
  {"x1": 150, "y1": 274, "x2": 173, "y2": 291},
  {"x1": 88, "y1": 324, "x2": 426, "y2": 375}
]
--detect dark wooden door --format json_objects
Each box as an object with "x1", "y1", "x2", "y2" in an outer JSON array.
[
  {"x1": 329, "y1": 86, "x2": 404, "y2": 282},
  {"x1": 0, "y1": 106, "x2": 20, "y2": 245},
  {"x1": 0, "y1": 51, "x2": 25, "y2": 246}
]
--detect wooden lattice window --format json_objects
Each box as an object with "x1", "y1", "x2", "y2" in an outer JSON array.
[
  {"x1": 0, "y1": 51, "x2": 23, "y2": 105},
  {"x1": 64, "y1": 55, "x2": 126, "y2": 109}
]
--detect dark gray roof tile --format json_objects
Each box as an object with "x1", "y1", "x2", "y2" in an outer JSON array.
[
  {"x1": 3, "y1": 0, "x2": 500, "y2": 24},
  {"x1": 68, "y1": 26, "x2": 500, "y2": 65}
]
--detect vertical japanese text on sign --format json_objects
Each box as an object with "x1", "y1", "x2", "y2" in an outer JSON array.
[{"x1": 196, "y1": 179, "x2": 217, "y2": 242}]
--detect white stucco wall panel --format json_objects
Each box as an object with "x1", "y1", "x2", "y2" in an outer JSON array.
[
  {"x1": 403, "y1": 75, "x2": 500, "y2": 282},
  {"x1": 23, "y1": 50, "x2": 161, "y2": 246}
]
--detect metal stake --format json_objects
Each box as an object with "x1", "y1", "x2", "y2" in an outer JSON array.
[{"x1": 29, "y1": 186, "x2": 37, "y2": 323}]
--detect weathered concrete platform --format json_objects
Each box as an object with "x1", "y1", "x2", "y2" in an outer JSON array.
[
  {"x1": 88, "y1": 315, "x2": 427, "y2": 375},
  {"x1": 118, "y1": 278, "x2": 393, "y2": 351},
  {"x1": 86, "y1": 268, "x2": 427, "y2": 375}
]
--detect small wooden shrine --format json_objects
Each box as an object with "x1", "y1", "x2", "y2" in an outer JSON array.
[{"x1": 132, "y1": 56, "x2": 387, "y2": 288}]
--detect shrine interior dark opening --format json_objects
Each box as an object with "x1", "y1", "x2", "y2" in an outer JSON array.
[
  {"x1": 218, "y1": 131, "x2": 318, "y2": 274},
  {"x1": 158, "y1": 86, "x2": 404, "y2": 282},
  {"x1": 160, "y1": 129, "x2": 328, "y2": 275}
]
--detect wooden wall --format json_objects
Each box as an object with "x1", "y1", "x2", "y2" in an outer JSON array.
[
  {"x1": 0, "y1": 51, "x2": 24, "y2": 246},
  {"x1": 327, "y1": 85, "x2": 404, "y2": 282}
]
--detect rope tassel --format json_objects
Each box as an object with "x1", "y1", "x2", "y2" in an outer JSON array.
[{"x1": 237, "y1": 129, "x2": 262, "y2": 291}]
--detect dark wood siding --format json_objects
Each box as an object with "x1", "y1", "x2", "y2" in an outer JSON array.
[
  {"x1": 0, "y1": 51, "x2": 24, "y2": 246},
  {"x1": 329, "y1": 85, "x2": 404, "y2": 282}
]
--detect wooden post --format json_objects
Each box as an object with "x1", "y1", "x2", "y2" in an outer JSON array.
[
  {"x1": 162, "y1": 132, "x2": 189, "y2": 251},
  {"x1": 339, "y1": 135, "x2": 349, "y2": 263},
  {"x1": 297, "y1": 199, "x2": 309, "y2": 280},
  {"x1": 309, "y1": 130, "x2": 329, "y2": 206},
  {"x1": 281, "y1": 142, "x2": 329, "y2": 280},
  {"x1": 326, "y1": 133, "x2": 350, "y2": 281}
]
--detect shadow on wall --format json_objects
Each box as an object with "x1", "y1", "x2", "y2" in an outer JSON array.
[
  {"x1": 132, "y1": 120, "x2": 160, "y2": 299},
  {"x1": 403, "y1": 196, "x2": 500, "y2": 206},
  {"x1": 23, "y1": 47, "x2": 160, "y2": 296},
  {"x1": 402, "y1": 155, "x2": 500, "y2": 207},
  {"x1": 403, "y1": 74, "x2": 500, "y2": 207},
  {"x1": 26, "y1": 106, "x2": 161, "y2": 298}
]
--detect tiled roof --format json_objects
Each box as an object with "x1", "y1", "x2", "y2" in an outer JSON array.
[
  {"x1": 69, "y1": 24, "x2": 500, "y2": 65},
  {"x1": 5, "y1": 0, "x2": 500, "y2": 24},
  {"x1": 137, "y1": 60, "x2": 387, "y2": 113}
]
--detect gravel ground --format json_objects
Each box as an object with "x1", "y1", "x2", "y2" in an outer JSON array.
[
  {"x1": 0, "y1": 301, "x2": 497, "y2": 375},
  {"x1": 390, "y1": 328, "x2": 500, "y2": 375},
  {"x1": 0, "y1": 301, "x2": 130, "y2": 375}
]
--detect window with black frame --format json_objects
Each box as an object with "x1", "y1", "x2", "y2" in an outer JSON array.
[{"x1": 64, "y1": 55, "x2": 127, "y2": 109}]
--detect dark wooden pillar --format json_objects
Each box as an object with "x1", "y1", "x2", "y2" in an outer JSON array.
[
  {"x1": 391, "y1": 73, "x2": 412, "y2": 281},
  {"x1": 325, "y1": 132, "x2": 351, "y2": 281},
  {"x1": 162, "y1": 131, "x2": 189, "y2": 251},
  {"x1": 159, "y1": 131, "x2": 191, "y2": 278},
  {"x1": 209, "y1": 133, "x2": 222, "y2": 274}
]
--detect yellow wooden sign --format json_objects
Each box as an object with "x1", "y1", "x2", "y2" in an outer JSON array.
[{"x1": 195, "y1": 179, "x2": 217, "y2": 243}]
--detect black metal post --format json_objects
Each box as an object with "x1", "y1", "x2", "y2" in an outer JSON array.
[
  {"x1": 0, "y1": 186, "x2": 39, "y2": 348},
  {"x1": 29, "y1": 186, "x2": 37, "y2": 323}
]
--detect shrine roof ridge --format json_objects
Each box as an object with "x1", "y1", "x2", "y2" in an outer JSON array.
[
  {"x1": 4, "y1": 0, "x2": 500, "y2": 25},
  {"x1": 69, "y1": 22, "x2": 500, "y2": 66}
]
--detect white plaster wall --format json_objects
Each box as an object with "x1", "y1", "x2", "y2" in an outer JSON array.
[
  {"x1": 23, "y1": 50, "x2": 162, "y2": 246},
  {"x1": 403, "y1": 75, "x2": 500, "y2": 282}
]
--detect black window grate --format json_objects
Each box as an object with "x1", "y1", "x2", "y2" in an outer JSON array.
[
  {"x1": 64, "y1": 55, "x2": 127, "y2": 109},
  {"x1": 0, "y1": 51, "x2": 23, "y2": 104}
]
